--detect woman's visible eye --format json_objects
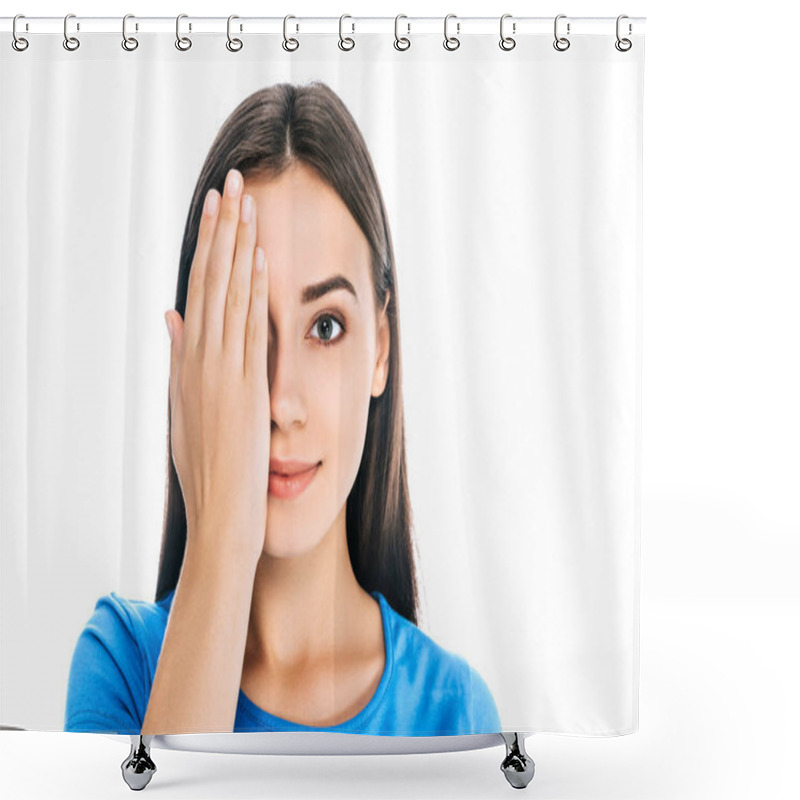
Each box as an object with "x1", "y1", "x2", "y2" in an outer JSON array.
[{"x1": 309, "y1": 313, "x2": 346, "y2": 348}]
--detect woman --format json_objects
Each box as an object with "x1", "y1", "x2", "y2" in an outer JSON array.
[{"x1": 64, "y1": 81, "x2": 501, "y2": 736}]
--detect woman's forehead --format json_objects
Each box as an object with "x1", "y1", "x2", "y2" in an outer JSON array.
[
  {"x1": 243, "y1": 165, "x2": 371, "y2": 300},
  {"x1": 244, "y1": 164, "x2": 358, "y2": 244}
]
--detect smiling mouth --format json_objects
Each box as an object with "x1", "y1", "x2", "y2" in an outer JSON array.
[
  {"x1": 269, "y1": 462, "x2": 321, "y2": 477},
  {"x1": 268, "y1": 462, "x2": 321, "y2": 500}
]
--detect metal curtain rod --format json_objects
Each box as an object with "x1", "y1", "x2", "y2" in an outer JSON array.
[{"x1": 1, "y1": 15, "x2": 647, "y2": 36}]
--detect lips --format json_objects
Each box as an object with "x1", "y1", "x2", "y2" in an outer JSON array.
[
  {"x1": 269, "y1": 458, "x2": 321, "y2": 477},
  {"x1": 268, "y1": 460, "x2": 321, "y2": 500}
]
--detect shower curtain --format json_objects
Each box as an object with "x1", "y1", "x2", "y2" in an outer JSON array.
[{"x1": 0, "y1": 16, "x2": 644, "y2": 738}]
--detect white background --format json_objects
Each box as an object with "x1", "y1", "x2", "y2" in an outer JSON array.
[{"x1": 1, "y1": 1, "x2": 798, "y2": 799}]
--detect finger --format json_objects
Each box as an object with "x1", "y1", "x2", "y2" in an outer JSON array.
[
  {"x1": 165, "y1": 309, "x2": 184, "y2": 417},
  {"x1": 222, "y1": 190, "x2": 257, "y2": 362},
  {"x1": 203, "y1": 168, "x2": 244, "y2": 350},
  {"x1": 184, "y1": 187, "x2": 221, "y2": 349},
  {"x1": 244, "y1": 247, "x2": 268, "y2": 382}
]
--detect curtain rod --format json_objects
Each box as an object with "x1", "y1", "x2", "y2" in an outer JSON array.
[{"x1": 1, "y1": 16, "x2": 647, "y2": 37}]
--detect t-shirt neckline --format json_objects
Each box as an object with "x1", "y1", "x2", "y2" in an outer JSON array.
[{"x1": 237, "y1": 589, "x2": 394, "y2": 730}]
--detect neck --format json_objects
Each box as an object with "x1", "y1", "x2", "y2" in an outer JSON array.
[{"x1": 243, "y1": 504, "x2": 370, "y2": 673}]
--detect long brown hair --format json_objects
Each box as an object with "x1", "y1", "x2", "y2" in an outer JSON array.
[{"x1": 154, "y1": 81, "x2": 420, "y2": 624}]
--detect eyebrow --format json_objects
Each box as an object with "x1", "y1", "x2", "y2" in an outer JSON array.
[{"x1": 301, "y1": 274, "x2": 359, "y2": 305}]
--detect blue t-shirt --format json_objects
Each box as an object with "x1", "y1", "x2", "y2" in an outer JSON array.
[{"x1": 64, "y1": 588, "x2": 501, "y2": 736}]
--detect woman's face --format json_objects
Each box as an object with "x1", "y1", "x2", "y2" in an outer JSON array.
[{"x1": 243, "y1": 162, "x2": 390, "y2": 558}]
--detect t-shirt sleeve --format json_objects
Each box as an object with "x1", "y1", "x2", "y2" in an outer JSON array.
[
  {"x1": 469, "y1": 663, "x2": 502, "y2": 733},
  {"x1": 64, "y1": 595, "x2": 145, "y2": 734}
]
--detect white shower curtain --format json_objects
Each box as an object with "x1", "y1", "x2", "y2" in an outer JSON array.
[{"x1": 0, "y1": 20, "x2": 643, "y2": 736}]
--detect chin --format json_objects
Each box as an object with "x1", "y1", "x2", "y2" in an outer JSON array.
[
  {"x1": 261, "y1": 524, "x2": 322, "y2": 560},
  {"x1": 261, "y1": 541, "x2": 305, "y2": 560}
]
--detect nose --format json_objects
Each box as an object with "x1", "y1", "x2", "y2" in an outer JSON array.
[{"x1": 268, "y1": 336, "x2": 307, "y2": 432}]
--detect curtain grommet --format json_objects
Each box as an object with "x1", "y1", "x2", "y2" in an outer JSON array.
[
  {"x1": 338, "y1": 14, "x2": 355, "y2": 51},
  {"x1": 394, "y1": 15, "x2": 411, "y2": 51},
  {"x1": 283, "y1": 15, "x2": 299, "y2": 52},
  {"x1": 121, "y1": 14, "x2": 138, "y2": 52},
  {"x1": 63, "y1": 13, "x2": 80, "y2": 51},
  {"x1": 175, "y1": 14, "x2": 192, "y2": 51},
  {"x1": 499, "y1": 14, "x2": 516, "y2": 51},
  {"x1": 443, "y1": 13, "x2": 460, "y2": 51},
  {"x1": 12, "y1": 14, "x2": 29, "y2": 51},
  {"x1": 226, "y1": 15, "x2": 243, "y2": 52},
  {"x1": 553, "y1": 14, "x2": 570, "y2": 51},
  {"x1": 615, "y1": 15, "x2": 633, "y2": 51}
]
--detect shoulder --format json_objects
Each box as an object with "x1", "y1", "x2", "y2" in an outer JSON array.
[
  {"x1": 80, "y1": 591, "x2": 172, "y2": 668},
  {"x1": 92, "y1": 590, "x2": 171, "y2": 632},
  {"x1": 64, "y1": 590, "x2": 172, "y2": 733},
  {"x1": 376, "y1": 593, "x2": 501, "y2": 734}
]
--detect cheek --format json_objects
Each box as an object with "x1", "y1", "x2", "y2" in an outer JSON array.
[
  {"x1": 263, "y1": 340, "x2": 375, "y2": 554},
  {"x1": 315, "y1": 342, "x2": 374, "y2": 473}
]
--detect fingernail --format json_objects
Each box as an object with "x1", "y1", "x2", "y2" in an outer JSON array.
[
  {"x1": 226, "y1": 169, "x2": 241, "y2": 197},
  {"x1": 204, "y1": 190, "x2": 219, "y2": 216},
  {"x1": 165, "y1": 312, "x2": 173, "y2": 340}
]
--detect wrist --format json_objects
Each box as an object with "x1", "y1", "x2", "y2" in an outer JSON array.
[{"x1": 185, "y1": 517, "x2": 263, "y2": 575}]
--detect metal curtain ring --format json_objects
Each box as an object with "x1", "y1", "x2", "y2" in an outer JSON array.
[
  {"x1": 175, "y1": 14, "x2": 192, "y2": 51},
  {"x1": 122, "y1": 14, "x2": 139, "y2": 51},
  {"x1": 615, "y1": 14, "x2": 632, "y2": 51},
  {"x1": 443, "y1": 13, "x2": 460, "y2": 51},
  {"x1": 12, "y1": 14, "x2": 29, "y2": 51},
  {"x1": 394, "y1": 14, "x2": 410, "y2": 51},
  {"x1": 499, "y1": 13, "x2": 516, "y2": 51},
  {"x1": 553, "y1": 14, "x2": 570, "y2": 51},
  {"x1": 63, "y1": 13, "x2": 80, "y2": 51},
  {"x1": 283, "y1": 15, "x2": 299, "y2": 51},
  {"x1": 226, "y1": 15, "x2": 243, "y2": 51},
  {"x1": 339, "y1": 14, "x2": 355, "y2": 51}
]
